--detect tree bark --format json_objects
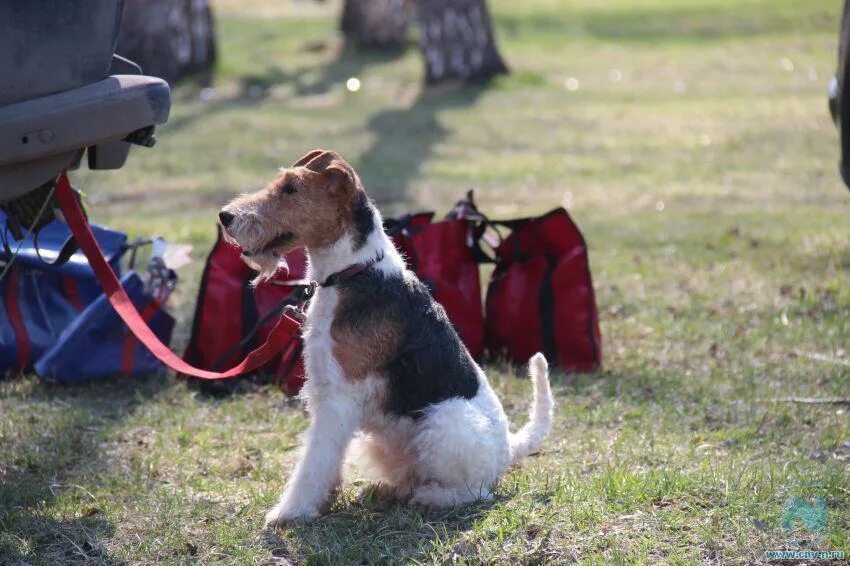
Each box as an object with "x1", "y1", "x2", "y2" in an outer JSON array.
[
  {"x1": 340, "y1": 0, "x2": 410, "y2": 50},
  {"x1": 414, "y1": 0, "x2": 508, "y2": 84},
  {"x1": 117, "y1": 0, "x2": 217, "y2": 85}
]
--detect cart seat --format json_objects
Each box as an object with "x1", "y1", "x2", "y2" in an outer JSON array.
[{"x1": 0, "y1": 0, "x2": 171, "y2": 202}]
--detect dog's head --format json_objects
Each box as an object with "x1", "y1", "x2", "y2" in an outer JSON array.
[{"x1": 219, "y1": 150, "x2": 367, "y2": 282}]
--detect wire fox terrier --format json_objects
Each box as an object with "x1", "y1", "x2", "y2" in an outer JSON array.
[{"x1": 218, "y1": 150, "x2": 554, "y2": 527}]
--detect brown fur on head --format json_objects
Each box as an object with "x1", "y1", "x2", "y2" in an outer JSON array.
[{"x1": 219, "y1": 150, "x2": 365, "y2": 283}]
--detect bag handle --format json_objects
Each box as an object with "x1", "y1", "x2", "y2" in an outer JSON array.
[
  {"x1": 444, "y1": 191, "x2": 504, "y2": 264},
  {"x1": 32, "y1": 230, "x2": 80, "y2": 267},
  {"x1": 54, "y1": 172, "x2": 302, "y2": 380},
  {"x1": 383, "y1": 212, "x2": 435, "y2": 237},
  {"x1": 477, "y1": 214, "x2": 549, "y2": 264},
  {"x1": 470, "y1": 219, "x2": 504, "y2": 264}
]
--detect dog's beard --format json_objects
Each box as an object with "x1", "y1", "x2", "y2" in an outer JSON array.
[
  {"x1": 220, "y1": 215, "x2": 293, "y2": 285},
  {"x1": 223, "y1": 234, "x2": 290, "y2": 286},
  {"x1": 244, "y1": 252, "x2": 287, "y2": 286},
  {"x1": 242, "y1": 234, "x2": 295, "y2": 286}
]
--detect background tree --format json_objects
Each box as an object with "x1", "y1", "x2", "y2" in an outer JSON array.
[
  {"x1": 414, "y1": 0, "x2": 508, "y2": 84},
  {"x1": 340, "y1": 0, "x2": 411, "y2": 50},
  {"x1": 335, "y1": 0, "x2": 508, "y2": 85},
  {"x1": 117, "y1": 0, "x2": 217, "y2": 85}
]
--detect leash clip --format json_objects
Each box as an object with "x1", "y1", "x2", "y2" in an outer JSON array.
[{"x1": 283, "y1": 280, "x2": 317, "y2": 322}]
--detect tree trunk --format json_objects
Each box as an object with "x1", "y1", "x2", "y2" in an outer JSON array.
[
  {"x1": 414, "y1": 0, "x2": 508, "y2": 84},
  {"x1": 117, "y1": 0, "x2": 217, "y2": 86},
  {"x1": 340, "y1": 0, "x2": 410, "y2": 50}
]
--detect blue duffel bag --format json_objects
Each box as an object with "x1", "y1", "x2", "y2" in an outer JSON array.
[
  {"x1": 35, "y1": 271, "x2": 175, "y2": 382},
  {"x1": 0, "y1": 211, "x2": 174, "y2": 381}
]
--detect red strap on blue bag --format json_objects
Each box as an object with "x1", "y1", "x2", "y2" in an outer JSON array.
[
  {"x1": 54, "y1": 173, "x2": 302, "y2": 380},
  {"x1": 4, "y1": 267, "x2": 30, "y2": 371}
]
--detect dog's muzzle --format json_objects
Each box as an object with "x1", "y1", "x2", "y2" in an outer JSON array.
[{"x1": 242, "y1": 231, "x2": 294, "y2": 258}]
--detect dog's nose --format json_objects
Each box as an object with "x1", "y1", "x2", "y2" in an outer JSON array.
[{"x1": 218, "y1": 210, "x2": 235, "y2": 227}]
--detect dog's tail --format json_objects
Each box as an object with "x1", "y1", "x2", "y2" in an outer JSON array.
[{"x1": 508, "y1": 353, "x2": 554, "y2": 464}]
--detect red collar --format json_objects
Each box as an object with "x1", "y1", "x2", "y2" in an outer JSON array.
[{"x1": 320, "y1": 251, "x2": 385, "y2": 287}]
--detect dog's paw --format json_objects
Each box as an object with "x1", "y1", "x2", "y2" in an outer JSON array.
[{"x1": 264, "y1": 503, "x2": 319, "y2": 529}]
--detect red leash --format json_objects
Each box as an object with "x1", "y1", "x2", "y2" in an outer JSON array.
[{"x1": 54, "y1": 173, "x2": 303, "y2": 380}]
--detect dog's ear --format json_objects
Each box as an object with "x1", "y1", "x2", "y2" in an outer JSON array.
[
  {"x1": 298, "y1": 150, "x2": 357, "y2": 193},
  {"x1": 324, "y1": 160, "x2": 359, "y2": 198},
  {"x1": 324, "y1": 158, "x2": 357, "y2": 188},
  {"x1": 292, "y1": 149, "x2": 327, "y2": 168},
  {"x1": 296, "y1": 149, "x2": 339, "y2": 172}
]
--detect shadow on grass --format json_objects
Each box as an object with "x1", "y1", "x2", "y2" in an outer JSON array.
[
  {"x1": 356, "y1": 84, "x2": 486, "y2": 202},
  {"x1": 263, "y1": 495, "x2": 498, "y2": 563},
  {"x1": 163, "y1": 38, "x2": 489, "y2": 205},
  {"x1": 164, "y1": 42, "x2": 408, "y2": 135},
  {"x1": 0, "y1": 374, "x2": 168, "y2": 564},
  {"x1": 292, "y1": 41, "x2": 408, "y2": 98}
]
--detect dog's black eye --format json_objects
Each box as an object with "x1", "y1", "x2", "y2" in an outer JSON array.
[{"x1": 282, "y1": 183, "x2": 296, "y2": 195}]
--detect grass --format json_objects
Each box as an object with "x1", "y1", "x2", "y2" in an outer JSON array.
[{"x1": 2, "y1": 0, "x2": 850, "y2": 563}]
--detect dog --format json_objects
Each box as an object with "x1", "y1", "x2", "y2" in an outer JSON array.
[{"x1": 218, "y1": 150, "x2": 554, "y2": 526}]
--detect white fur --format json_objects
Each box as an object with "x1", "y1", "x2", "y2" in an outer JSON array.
[
  {"x1": 264, "y1": 207, "x2": 554, "y2": 527},
  {"x1": 508, "y1": 353, "x2": 553, "y2": 461}
]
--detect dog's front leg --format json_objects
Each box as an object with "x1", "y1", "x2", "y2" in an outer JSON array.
[{"x1": 264, "y1": 398, "x2": 358, "y2": 527}]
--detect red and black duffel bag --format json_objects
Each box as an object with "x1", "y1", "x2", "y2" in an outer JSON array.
[
  {"x1": 385, "y1": 201, "x2": 485, "y2": 359},
  {"x1": 484, "y1": 208, "x2": 602, "y2": 372},
  {"x1": 183, "y1": 228, "x2": 308, "y2": 394}
]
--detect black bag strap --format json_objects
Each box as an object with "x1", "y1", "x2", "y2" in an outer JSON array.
[
  {"x1": 445, "y1": 190, "x2": 504, "y2": 264},
  {"x1": 273, "y1": 338, "x2": 305, "y2": 387},
  {"x1": 538, "y1": 255, "x2": 559, "y2": 363},
  {"x1": 469, "y1": 215, "x2": 527, "y2": 265},
  {"x1": 183, "y1": 227, "x2": 223, "y2": 365},
  {"x1": 26, "y1": 180, "x2": 85, "y2": 268},
  {"x1": 1, "y1": 178, "x2": 83, "y2": 275},
  {"x1": 238, "y1": 277, "x2": 261, "y2": 359},
  {"x1": 32, "y1": 231, "x2": 80, "y2": 268},
  {"x1": 125, "y1": 237, "x2": 155, "y2": 271},
  {"x1": 469, "y1": 219, "x2": 500, "y2": 264},
  {"x1": 383, "y1": 211, "x2": 435, "y2": 237}
]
